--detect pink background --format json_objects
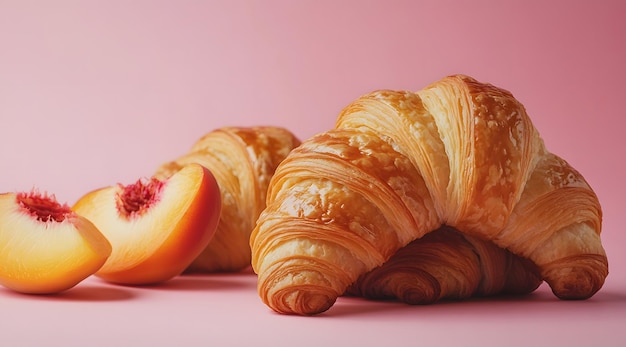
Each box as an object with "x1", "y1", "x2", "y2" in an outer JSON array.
[{"x1": 0, "y1": 1, "x2": 624, "y2": 346}]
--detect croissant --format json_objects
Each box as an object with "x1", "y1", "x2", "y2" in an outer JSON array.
[
  {"x1": 344, "y1": 225, "x2": 542, "y2": 304},
  {"x1": 250, "y1": 74, "x2": 608, "y2": 315},
  {"x1": 155, "y1": 126, "x2": 300, "y2": 273}
]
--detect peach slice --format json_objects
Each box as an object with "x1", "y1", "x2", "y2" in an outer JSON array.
[
  {"x1": 72, "y1": 163, "x2": 221, "y2": 285},
  {"x1": 0, "y1": 190, "x2": 112, "y2": 294}
]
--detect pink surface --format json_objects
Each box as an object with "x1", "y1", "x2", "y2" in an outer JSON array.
[{"x1": 0, "y1": 1, "x2": 624, "y2": 346}]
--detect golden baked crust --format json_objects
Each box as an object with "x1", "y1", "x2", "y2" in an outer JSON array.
[
  {"x1": 155, "y1": 126, "x2": 300, "y2": 273},
  {"x1": 250, "y1": 75, "x2": 607, "y2": 315},
  {"x1": 345, "y1": 225, "x2": 542, "y2": 304}
]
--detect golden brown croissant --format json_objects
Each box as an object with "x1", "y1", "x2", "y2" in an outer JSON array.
[
  {"x1": 155, "y1": 126, "x2": 300, "y2": 273},
  {"x1": 344, "y1": 225, "x2": 542, "y2": 304},
  {"x1": 250, "y1": 74, "x2": 608, "y2": 315}
]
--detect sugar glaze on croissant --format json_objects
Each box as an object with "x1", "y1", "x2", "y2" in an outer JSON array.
[
  {"x1": 155, "y1": 126, "x2": 300, "y2": 273},
  {"x1": 250, "y1": 75, "x2": 608, "y2": 315}
]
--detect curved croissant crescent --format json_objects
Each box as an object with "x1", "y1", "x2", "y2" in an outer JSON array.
[
  {"x1": 250, "y1": 75, "x2": 608, "y2": 315},
  {"x1": 155, "y1": 126, "x2": 300, "y2": 273},
  {"x1": 345, "y1": 225, "x2": 543, "y2": 304}
]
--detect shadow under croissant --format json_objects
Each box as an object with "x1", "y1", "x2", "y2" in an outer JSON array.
[
  {"x1": 343, "y1": 225, "x2": 543, "y2": 306},
  {"x1": 328, "y1": 287, "x2": 559, "y2": 318}
]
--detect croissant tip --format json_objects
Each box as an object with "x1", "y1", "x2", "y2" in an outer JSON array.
[
  {"x1": 544, "y1": 260, "x2": 608, "y2": 300},
  {"x1": 550, "y1": 280, "x2": 604, "y2": 300},
  {"x1": 270, "y1": 290, "x2": 337, "y2": 316}
]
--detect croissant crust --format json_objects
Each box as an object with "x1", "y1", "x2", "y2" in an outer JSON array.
[
  {"x1": 155, "y1": 126, "x2": 300, "y2": 273},
  {"x1": 251, "y1": 75, "x2": 608, "y2": 315}
]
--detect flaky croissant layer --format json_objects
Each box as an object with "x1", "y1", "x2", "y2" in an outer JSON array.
[
  {"x1": 155, "y1": 126, "x2": 301, "y2": 273},
  {"x1": 250, "y1": 74, "x2": 608, "y2": 315}
]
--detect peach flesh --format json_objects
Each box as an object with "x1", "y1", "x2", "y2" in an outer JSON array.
[
  {"x1": 0, "y1": 190, "x2": 112, "y2": 294},
  {"x1": 73, "y1": 163, "x2": 222, "y2": 285}
]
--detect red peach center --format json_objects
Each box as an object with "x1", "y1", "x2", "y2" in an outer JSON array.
[
  {"x1": 17, "y1": 191, "x2": 72, "y2": 223},
  {"x1": 116, "y1": 177, "x2": 163, "y2": 218}
]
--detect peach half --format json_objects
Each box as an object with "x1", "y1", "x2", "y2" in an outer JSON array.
[
  {"x1": 72, "y1": 163, "x2": 221, "y2": 285},
  {"x1": 0, "y1": 190, "x2": 112, "y2": 294}
]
